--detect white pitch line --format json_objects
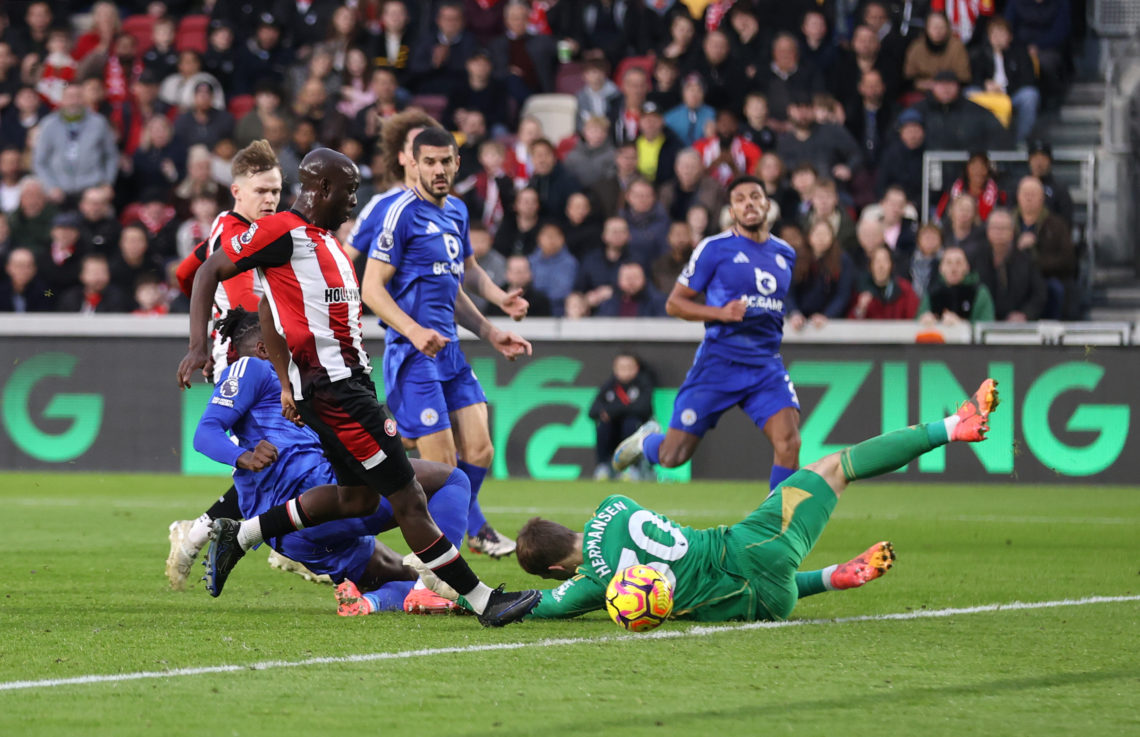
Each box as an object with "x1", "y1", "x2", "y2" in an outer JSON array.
[{"x1": 1, "y1": 595, "x2": 1137, "y2": 694}]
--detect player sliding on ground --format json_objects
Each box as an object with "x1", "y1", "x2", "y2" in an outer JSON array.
[
  {"x1": 411, "y1": 379, "x2": 998, "y2": 622},
  {"x1": 192, "y1": 307, "x2": 469, "y2": 614}
]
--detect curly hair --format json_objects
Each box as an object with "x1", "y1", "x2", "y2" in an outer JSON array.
[
  {"x1": 379, "y1": 109, "x2": 443, "y2": 187},
  {"x1": 213, "y1": 306, "x2": 261, "y2": 351}
]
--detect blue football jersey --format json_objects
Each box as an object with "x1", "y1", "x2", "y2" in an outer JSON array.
[
  {"x1": 678, "y1": 229, "x2": 797, "y2": 365},
  {"x1": 367, "y1": 189, "x2": 473, "y2": 345},
  {"x1": 345, "y1": 185, "x2": 403, "y2": 254},
  {"x1": 196, "y1": 356, "x2": 327, "y2": 519}
]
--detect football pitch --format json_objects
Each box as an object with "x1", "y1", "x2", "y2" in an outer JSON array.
[{"x1": 1, "y1": 472, "x2": 1138, "y2": 737}]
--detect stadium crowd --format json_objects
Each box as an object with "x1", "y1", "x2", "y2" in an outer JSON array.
[{"x1": 0, "y1": 0, "x2": 1083, "y2": 321}]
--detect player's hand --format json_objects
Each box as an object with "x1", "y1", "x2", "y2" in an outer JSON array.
[
  {"x1": 500, "y1": 288, "x2": 529, "y2": 321},
  {"x1": 177, "y1": 347, "x2": 209, "y2": 389},
  {"x1": 410, "y1": 325, "x2": 450, "y2": 358},
  {"x1": 489, "y1": 327, "x2": 532, "y2": 361},
  {"x1": 280, "y1": 389, "x2": 304, "y2": 427},
  {"x1": 201, "y1": 353, "x2": 216, "y2": 384},
  {"x1": 719, "y1": 298, "x2": 747, "y2": 323},
  {"x1": 237, "y1": 440, "x2": 278, "y2": 471}
]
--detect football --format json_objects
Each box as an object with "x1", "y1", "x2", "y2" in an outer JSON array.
[{"x1": 604, "y1": 565, "x2": 674, "y2": 632}]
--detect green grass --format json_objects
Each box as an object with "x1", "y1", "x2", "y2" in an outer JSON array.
[{"x1": 1, "y1": 473, "x2": 1138, "y2": 736}]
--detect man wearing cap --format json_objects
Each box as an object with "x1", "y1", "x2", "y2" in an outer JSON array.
[
  {"x1": 776, "y1": 90, "x2": 862, "y2": 190},
  {"x1": 1027, "y1": 140, "x2": 1073, "y2": 226},
  {"x1": 634, "y1": 102, "x2": 682, "y2": 186},
  {"x1": 31, "y1": 83, "x2": 118, "y2": 206},
  {"x1": 875, "y1": 109, "x2": 926, "y2": 204},
  {"x1": 913, "y1": 70, "x2": 1010, "y2": 151},
  {"x1": 665, "y1": 74, "x2": 716, "y2": 147}
]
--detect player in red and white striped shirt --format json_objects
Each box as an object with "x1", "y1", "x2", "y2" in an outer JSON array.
[{"x1": 177, "y1": 148, "x2": 540, "y2": 626}]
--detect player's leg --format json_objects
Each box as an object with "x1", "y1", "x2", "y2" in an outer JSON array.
[
  {"x1": 762, "y1": 409, "x2": 801, "y2": 489},
  {"x1": 744, "y1": 364, "x2": 802, "y2": 490},
  {"x1": 451, "y1": 402, "x2": 516, "y2": 558},
  {"x1": 793, "y1": 541, "x2": 896, "y2": 598},
  {"x1": 166, "y1": 484, "x2": 242, "y2": 590}
]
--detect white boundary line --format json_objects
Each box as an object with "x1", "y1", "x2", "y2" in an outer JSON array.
[{"x1": 1, "y1": 595, "x2": 1137, "y2": 693}]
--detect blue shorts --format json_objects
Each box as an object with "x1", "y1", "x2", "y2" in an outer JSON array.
[
  {"x1": 669, "y1": 352, "x2": 799, "y2": 437},
  {"x1": 382, "y1": 340, "x2": 487, "y2": 439},
  {"x1": 260, "y1": 460, "x2": 398, "y2": 584}
]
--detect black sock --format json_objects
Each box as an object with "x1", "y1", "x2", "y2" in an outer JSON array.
[
  {"x1": 255, "y1": 497, "x2": 316, "y2": 540},
  {"x1": 416, "y1": 534, "x2": 480, "y2": 595},
  {"x1": 206, "y1": 485, "x2": 241, "y2": 520}
]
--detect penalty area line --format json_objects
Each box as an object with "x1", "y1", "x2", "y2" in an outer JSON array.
[{"x1": 2, "y1": 594, "x2": 1137, "y2": 693}]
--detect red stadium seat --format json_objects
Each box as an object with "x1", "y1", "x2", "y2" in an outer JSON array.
[
  {"x1": 227, "y1": 94, "x2": 255, "y2": 120},
  {"x1": 122, "y1": 14, "x2": 155, "y2": 52},
  {"x1": 176, "y1": 15, "x2": 209, "y2": 54},
  {"x1": 409, "y1": 94, "x2": 448, "y2": 123},
  {"x1": 613, "y1": 54, "x2": 655, "y2": 83},
  {"x1": 555, "y1": 62, "x2": 585, "y2": 95}
]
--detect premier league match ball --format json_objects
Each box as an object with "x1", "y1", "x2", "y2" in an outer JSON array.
[{"x1": 604, "y1": 565, "x2": 673, "y2": 632}]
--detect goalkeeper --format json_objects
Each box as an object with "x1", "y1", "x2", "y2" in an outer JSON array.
[{"x1": 410, "y1": 379, "x2": 998, "y2": 622}]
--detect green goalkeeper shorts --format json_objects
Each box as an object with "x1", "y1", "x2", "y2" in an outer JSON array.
[{"x1": 724, "y1": 469, "x2": 838, "y2": 621}]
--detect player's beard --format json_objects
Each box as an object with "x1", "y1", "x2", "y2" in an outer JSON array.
[
  {"x1": 736, "y1": 208, "x2": 767, "y2": 235},
  {"x1": 419, "y1": 173, "x2": 452, "y2": 200}
]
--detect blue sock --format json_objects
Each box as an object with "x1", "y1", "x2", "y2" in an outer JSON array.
[
  {"x1": 429, "y1": 468, "x2": 471, "y2": 547},
  {"x1": 643, "y1": 433, "x2": 664, "y2": 465},
  {"x1": 456, "y1": 460, "x2": 489, "y2": 537},
  {"x1": 769, "y1": 464, "x2": 796, "y2": 491},
  {"x1": 363, "y1": 580, "x2": 415, "y2": 612}
]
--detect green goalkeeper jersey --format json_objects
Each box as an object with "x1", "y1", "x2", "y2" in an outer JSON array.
[{"x1": 528, "y1": 494, "x2": 758, "y2": 622}]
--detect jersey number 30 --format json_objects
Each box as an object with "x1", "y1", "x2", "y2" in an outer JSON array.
[{"x1": 616, "y1": 510, "x2": 688, "y2": 590}]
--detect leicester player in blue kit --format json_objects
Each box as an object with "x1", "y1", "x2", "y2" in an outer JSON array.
[
  {"x1": 613, "y1": 176, "x2": 803, "y2": 491},
  {"x1": 360, "y1": 124, "x2": 530, "y2": 559},
  {"x1": 192, "y1": 307, "x2": 473, "y2": 615}
]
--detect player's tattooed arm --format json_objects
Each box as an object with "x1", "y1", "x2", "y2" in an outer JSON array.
[
  {"x1": 361, "y1": 257, "x2": 449, "y2": 357},
  {"x1": 454, "y1": 290, "x2": 533, "y2": 361},
  {"x1": 177, "y1": 249, "x2": 240, "y2": 388},
  {"x1": 665, "y1": 282, "x2": 746, "y2": 323},
  {"x1": 258, "y1": 297, "x2": 303, "y2": 427},
  {"x1": 463, "y1": 255, "x2": 528, "y2": 321}
]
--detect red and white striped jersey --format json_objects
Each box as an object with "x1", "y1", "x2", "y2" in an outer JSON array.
[
  {"x1": 221, "y1": 209, "x2": 368, "y2": 398},
  {"x1": 175, "y1": 210, "x2": 262, "y2": 316}
]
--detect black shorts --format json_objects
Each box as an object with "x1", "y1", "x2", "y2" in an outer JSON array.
[{"x1": 296, "y1": 372, "x2": 416, "y2": 496}]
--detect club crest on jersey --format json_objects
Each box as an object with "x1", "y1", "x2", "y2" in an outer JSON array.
[
  {"x1": 775, "y1": 254, "x2": 788, "y2": 270},
  {"x1": 755, "y1": 268, "x2": 778, "y2": 296},
  {"x1": 420, "y1": 408, "x2": 439, "y2": 426},
  {"x1": 384, "y1": 418, "x2": 398, "y2": 437},
  {"x1": 680, "y1": 408, "x2": 697, "y2": 426}
]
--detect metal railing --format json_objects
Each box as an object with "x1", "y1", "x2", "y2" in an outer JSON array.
[{"x1": 1089, "y1": 0, "x2": 1140, "y2": 36}]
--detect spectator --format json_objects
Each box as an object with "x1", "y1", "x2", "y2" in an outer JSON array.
[
  {"x1": 776, "y1": 91, "x2": 862, "y2": 192},
  {"x1": 844, "y1": 69, "x2": 893, "y2": 184},
  {"x1": 787, "y1": 163, "x2": 819, "y2": 223},
  {"x1": 9, "y1": 2, "x2": 52, "y2": 60},
  {"x1": 1013, "y1": 175, "x2": 1077, "y2": 319},
  {"x1": 278, "y1": 119, "x2": 319, "y2": 196},
  {"x1": 875, "y1": 108, "x2": 926, "y2": 204},
  {"x1": 972, "y1": 207, "x2": 1047, "y2": 321},
  {"x1": 753, "y1": 152, "x2": 791, "y2": 226},
  {"x1": 607, "y1": 66, "x2": 650, "y2": 146},
  {"x1": 202, "y1": 21, "x2": 238, "y2": 92},
  {"x1": 9, "y1": 179, "x2": 57, "y2": 254},
  {"x1": 175, "y1": 194, "x2": 218, "y2": 261},
  {"x1": 848, "y1": 245, "x2": 920, "y2": 319},
  {"x1": 509, "y1": 115, "x2": 542, "y2": 190},
  {"x1": 787, "y1": 219, "x2": 855, "y2": 329},
  {"x1": 38, "y1": 211, "x2": 85, "y2": 294},
  {"x1": 352, "y1": 68, "x2": 404, "y2": 152},
  {"x1": 665, "y1": 73, "x2": 716, "y2": 148},
  {"x1": 142, "y1": 17, "x2": 180, "y2": 82},
  {"x1": 851, "y1": 216, "x2": 888, "y2": 275},
  {"x1": 110, "y1": 223, "x2": 165, "y2": 295},
  {"x1": 291, "y1": 77, "x2": 349, "y2": 146},
  {"x1": 529, "y1": 222, "x2": 578, "y2": 315},
  {"x1": 287, "y1": 49, "x2": 338, "y2": 103},
  {"x1": 647, "y1": 56, "x2": 681, "y2": 113},
  {"x1": 800, "y1": 10, "x2": 836, "y2": 78},
  {"x1": 695, "y1": 109, "x2": 762, "y2": 188},
  {"x1": 576, "y1": 58, "x2": 621, "y2": 130},
  {"x1": 0, "y1": 246, "x2": 53, "y2": 312},
  {"x1": 489, "y1": 0, "x2": 557, "y2": 107},
  {"x1": 58, "y1": 252, "x2": 132, "y2": 313},
  {"x1": 129, "y1": 116, "x2": 183, "y2": 202},
  {"x1": 0, "y1": 147, "x2": 24, "y2": 213},
  {"x1": 633, "y1": 102, "x2": 682, "y2": 186},
  {"x1": 564, "y1": 291, "x2": 590, "y2": 319},
  {"x1": 36, "y1": 27, "x2": 77, "y2": 108},
  {"x1": 409, "y1": 1, "x2": 477, "y2": 96},
  {"x1": 371, "y1": 0, "x2": 415, "y2": 85},
  {"x1": 873, "y1": 185, "x2": 918, "y2": 257},
  {"x1": 861, "y1": 1, "x2": 908, "y2": 73},
  {"x1": 589, "y1": 142, "x2": 640, "y2": 220},
  {"x1": 529, "y1": 138, "x2": 581, "y2": 219},
  {"x1": 336, "y1": 48, "x2": 377, "y2": 119},
  {"x1": 498, "y1": 254, "x2": 552, "y2": 317},
  {"x1": 752, "y1": 33, "x2": 824, "y2": 124},
  {"x1": 235, "y1": 82, "x2": 285, "y2": 149},
  {"x1": 725, "y1": 5, "x2": 770, "y2": 80},
  {"x1": 561, "y1": 192, "x2": 602, "y2": 260},
  {"x1": 658, "y1": 148, "x2": 727, "y2": 224},
  {"x1": 0, "y1": 87, "x2": 47, "y2": 151},
  {"x1": 468, "y1": 223, "x2": 506, "y2": 313},
  {"x1": 657, "y1": 11, "x2": 701, "y2": 71},
  {"x1": 936, "y1": 151, "x2": 1007, "y2": 223},
  {"x1": 120, "y1": 70, "x2": 171, "y2": 157},
  {"x1": 970, "y1": 17, "x2": 1040, "y2": 144},
  {"x1": 589, "y1": 351, "x2": 655, "y2": 480},
  {"x1": 1005, "y1": 0, "x2": 1071, "y2": 104},
  {"x1": 903, "y1": 12, "x2": 971, "y2": 91},
  {"x1": 462, "y1": 0, "x2": 506, "y2": 45},
  {"x1": 173, "y1": 82, "x2": 235, "y2": 150},
  {"x1": 279, "y1": 0, "x2": 341, "y2": 60},
  {"x1": 740, "y1": 92, "x2": 777, "y2": 151},
  {"x1": 831, "y1": 25, "x2": 902, "y2": 115},
  {"x1": 1026, "y1": 139, "x2": 1074, "y2": 226},
  {"x1": 131, "y1": 272, "x2": 169, "y2": 316},
  {"x1": 621, "y1": 178, "x2": 670, "y2": 268},
  {"x1": 651, "y1": 220, "x2": 694, "y2": 294},
  {"x1": 914, "y1": 71, "x2": 1011, "y2": 151},
  {"x1": 493, "y1": 185, "x2": 544, "y2": 256},
  {"x1": 128, "y1": 189, "x2": 178, "y2": 260},
  {"x1": 32, "y1": 85, "x2": 118, "y2": 206},
  {"x1": 76, "y1": 185, "x2": 120, "y2": 258},
  {"x1": 686, "y1": 203, "x2": 715, "y2": 240},
  {"x1": 446, "y1": 47, "x2": 510, "y2": 133},
  {"x1": 574, "y1": 216, "x2": 631, "y2": 311},
  {"x1": 943, "y1": 194, "x2": 988, "y2": 263},
  {"x1": 233, "y1": 16, "x2": 294, "y2": 97},
  {"x1": 918, "y1": 246, "x2": 995, "y2": 326},
  {"x1": 597, "y1": 261, "x2": 666, "y2": 317},
  {"x1": 160, "y1": 51, "x2": 224, "y2": 110},
  {"x1": 803, "y1": 178, "x2": 857, "y2": 253},
  {"x1": 456, "y1": 138, "x2": 513, "y2": 234},
  {"x1": 695, "y1": 29, "x2": 747, "y2": 112},
  {"x1": 72, "y1": 1, "x2": 120, "y2": 61},
  {"x1": 563, "y1": 115, "x2": 617, "y2": 190},
  {"x1": 548, "y1": 0, "x2": 662, "y2": 66},
  {"x1": 905, "y1": 223, "x2": 944, "y2": 299}
]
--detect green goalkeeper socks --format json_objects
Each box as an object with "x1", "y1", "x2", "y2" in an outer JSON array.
[
  {"x1": 795, "y1": 567, "x2": 838, "y2": 598},
  {"x1": 839, "y1": 420, "x2": 951, "y2": 482}
]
